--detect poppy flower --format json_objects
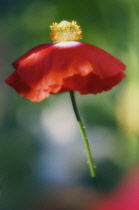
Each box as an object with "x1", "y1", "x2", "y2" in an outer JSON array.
[{"x1": 5, "y1": 21, "x2": 126, "y2": 102}]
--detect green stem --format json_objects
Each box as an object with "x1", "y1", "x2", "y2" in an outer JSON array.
[{"x1": 69, "y1": 91, "x2": 96, "y2": 178}]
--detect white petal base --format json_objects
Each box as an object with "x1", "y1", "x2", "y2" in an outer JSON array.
[{"x1": 54, "y1": 41, "x2": 81, "y2": 48}]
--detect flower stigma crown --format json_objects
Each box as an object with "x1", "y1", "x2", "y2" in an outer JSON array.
[{"x1": 50, "y1": 20, "x2": 82, "y2": 43}]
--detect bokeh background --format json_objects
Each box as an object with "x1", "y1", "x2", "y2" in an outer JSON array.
[{"x1": 0, "y1": 0, "x2": 139, "y2": 209}]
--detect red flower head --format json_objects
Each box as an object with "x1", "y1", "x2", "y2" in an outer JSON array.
[{"x1": 5, "y1": 20, "x2": 126, "y2": 102}]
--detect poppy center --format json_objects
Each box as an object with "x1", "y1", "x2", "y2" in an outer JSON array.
[{"x1": 50, "y1": 20, "x2": 82, "y2": 43}]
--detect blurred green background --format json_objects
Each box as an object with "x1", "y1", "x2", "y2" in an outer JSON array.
[{"x1": 0, "y1": 0, "x2": 139, "y2": 209}]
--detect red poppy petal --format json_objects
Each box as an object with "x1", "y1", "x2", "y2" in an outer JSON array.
[
  {"x1": 76, "y1": 43, "x2": 126, "y2": 79},
  {"x1": 12, "y1": 44, "x2": 52, "y2": 69},
  {"x1": 13, "y1": 42, "x2": 125, "y2": 93},
  {"x1": 5, "y1": 72, "x2": 49, "y2": 102},
  {"x1": 14, "y1": 42, "x2": 91, "y2": 90},
  {"x1": 62, "y1": 72, "x2": 126, "y2": 94},
  {"x1": 80, "y1": 72, "x2": 126, "y2": 94},
  {"x1": 6, "y1": 42, "x2": 126, "y2": 101}
]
